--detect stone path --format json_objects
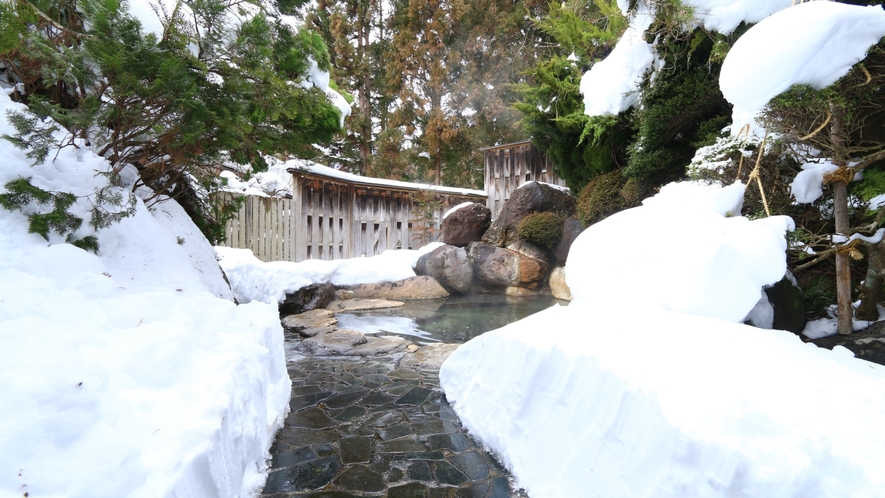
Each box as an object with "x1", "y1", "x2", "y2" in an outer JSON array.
[{"x1": 262, "y1": 355, "x2": 525, "y2": 497}]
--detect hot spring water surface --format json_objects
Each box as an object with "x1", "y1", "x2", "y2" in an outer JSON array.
[{"x1": 334, "y1": 293, "x2": 566, "y2": 344}]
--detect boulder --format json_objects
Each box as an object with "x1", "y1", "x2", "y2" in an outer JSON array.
[
  {"x1": 343, "y1": 276, "x2": 449, "y2": 300},
  {"x1": 468, "y1": 242, "x2": 549, "y2": 289},
  {"x1": 415, "y1": 245, "x2": 473, "y2": 294},
  {"x1": 549, "y1": 266, "x2": 573, "y2": 301},
  {"x1": 439, "y1": 203, "x2": 491, "y2": 247},
  {"x1": 505, "y1": 238, "x2": 550, "y2": 264},
  {"x1": 281, "y1": 309, "x2": 337, "y2": 334},
  {"x1": 280, "y1": 283, "x2": 337, "y2": 316},
  {"x1": 553, "y1": 217, "x2": 585, "y2": 266},
  {"x1": 765, "y1": 276, "x2": 806, "y2": 334},
  {"x1": 482, "y1": 181, "x2": 576, "y2": 248}
]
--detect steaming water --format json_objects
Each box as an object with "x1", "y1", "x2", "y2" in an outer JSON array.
[{"x1": 334, "y1": 293, "x2": 567, "y2": 344}]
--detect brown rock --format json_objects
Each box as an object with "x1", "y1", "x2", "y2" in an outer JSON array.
[
  {"x1": 326, "y1": 299, "x2": 405, "y2": 312},
  {"x1": 548, "y1": 266, "x2": 573, "y2": 301},
  {"x1": 344, "y1": 276, "x2": 449, "y2": 300},
  {"x1": 281, "y1": 309, "x2": 337, "y2": 334},
  {"x1": 439, "y1": 203, "x2": 492, "y2": 247},
  {"x1": 468, "y1": 242, "x2": 548, "y2": 289}
]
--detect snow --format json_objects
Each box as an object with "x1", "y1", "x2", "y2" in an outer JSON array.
[
  {"x1": 216, "y1": 242, "x2": 444, "y2": 305},
  {"x1": 684, "y1": 0, "x2": 793, "y2": 35},
  {"x1": 441, "y1": 180, "x2": 885, "y2": 496},
  {"x1": 289, "y1": 161, "x2": 486, "y2": 197},
  {"x1": 443, "y1": 202, "x2": 475, "y2": 220},
  {"x1": 441, "y1": 304, "x2": 885, "y2": 497},
  {"x1": 582, "y1": 0, "x2": 795, "y2": 117},
  {"x1": 720, "y1": 2, "x2": 885, "y2": 134},
  {"x1": 803, "y1": 304, "x2": 885, "y2": 340},
  {"x1": 580, "y1": 8, "x2": 658, "y2": 117},
  {"x1": 221, "y1": 160, "x2": 296, "y2": 198},
  {"x1": 0, "y1": 92, "x2": 289, "y2": 496},
  {"x1": 791, "y1": 161, "x2": 840, "y2": 204}
]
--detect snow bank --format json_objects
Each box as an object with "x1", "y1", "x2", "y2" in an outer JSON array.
[
  {"x1": 216, "y1": 242, "x2": 444, "y2": 305},
  {"x1": 567, "y1": 181, "x2": 793, "y2": 322},
  {"x1": 0, "y1": 91, "x2": 289, "y2": 497},
  {"x1": 442, "y1": 181, "x2": 885, "y2": 495},
  {"x1": 441, "y1": 304, "x2": 885, "y2": 497},
  {"x1": 720, "y1": 2, "x2": 885, "y2": 133}
]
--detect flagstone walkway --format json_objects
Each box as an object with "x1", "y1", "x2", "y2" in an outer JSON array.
[{"x1": 262, "y1": 355, "x2": 526, "y2": 498}]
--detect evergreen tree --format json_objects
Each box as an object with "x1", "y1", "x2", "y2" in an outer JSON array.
[
  {"x1": 513, "y1": 0, "x2": 629, "y2": 192},
  {"x1": 0, "y1": 0, "x2": 345, "y2": 242}
]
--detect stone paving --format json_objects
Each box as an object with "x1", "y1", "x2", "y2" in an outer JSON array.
[{"x1": 262, "y1": 354, "x2": 526, "y2": 497}]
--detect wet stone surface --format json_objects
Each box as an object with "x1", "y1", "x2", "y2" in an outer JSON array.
[{"x1": 263, "y1": 354, "x2": 527, "y2": 497}]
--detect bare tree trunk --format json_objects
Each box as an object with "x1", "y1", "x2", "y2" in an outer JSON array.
[
  {"x1": 834, "y1": 180, "x2": 853, "y2": 334},
  {"x1": 856, "y1": 241, "x2": 885, "y2": 321},
  {"x1": 831, "y1": 110, "x2": 853, "y2": 335},
  {"x1": 357, "y1": 9, "x2": 371, "y2": 174}
]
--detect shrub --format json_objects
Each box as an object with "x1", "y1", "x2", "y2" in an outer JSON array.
[
  {"x1": 576, "y1": 169, "x2": 652, "y2": 227},
  {"x1": 517, "y1": 211, "x2": 565, "y2": 249}
]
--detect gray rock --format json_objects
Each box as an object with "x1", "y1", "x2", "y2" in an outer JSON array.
[
  {"x1": 553, "y1": 216, "x2": 584, "y2": 265},
  {"x1": 548, "y1": 266, "x2": 572, "y2": 301},
  {"x1": 439, "y1": 203, "x2": 491, "y2": 247},
  {"x1": 280, "y1": 283, "x2": 337, "y2": 316},
  {"x1": 481, "y1": 181, "x2": 576, "y2": 248},
  {"x1": 415, "y1": 245, "x2": 473, "y2": 294},
  {"x1": 399, "y1": 343, "x2": 460, "y2": 371},
  {"x1": 810, "y1": 320, "x2": 885, "y2": 366},
  {"x1": 281, "y1": 309, "x2": 337, "y2": 334},
  {"x1": 326, "y1": 299, "x2": 405, "y2": 312},
  {"x1": 295, "y1": 329, "x2": 411, "y2": 357},
  {"x1": 468, "y1": 242, "x2": 548, "y2": 289},
  {"x1": 344, "y1": 276, "x2": 449, "y2": 300}
]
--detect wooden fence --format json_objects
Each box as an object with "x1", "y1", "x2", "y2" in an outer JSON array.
[
  {"x1": 220, "y1": 169, "x2": 487, "y2": 262},
  {"x1": 482, "y1": 140, "x2": 567, "y2": 219}
]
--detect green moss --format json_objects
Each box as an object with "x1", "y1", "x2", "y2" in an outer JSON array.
[
  {"x1": 577, "y1": 170, "x2": 625, "y2": 227},
  {"x1": 517, "y1": 211, "x2": 565, "y2": 249}
]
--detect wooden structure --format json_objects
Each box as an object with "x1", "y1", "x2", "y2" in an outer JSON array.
[
  {"x1": 481, "y1": 140, "x2": 566, "y2": 219},
  {"x1": 220, "y1": 140, "x2": 564, "y2": 262},
  {"x1": 220, "y1": 168, "x2": 486, "y2": 262}
]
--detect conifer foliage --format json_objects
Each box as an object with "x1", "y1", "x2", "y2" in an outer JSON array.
[{"x1": 0, "y1": 0, "x2": 344, "y2": 242}]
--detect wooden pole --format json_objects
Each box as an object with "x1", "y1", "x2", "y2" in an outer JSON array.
[{"x1": 831, "y1": 110, "x2": 853, "y2": 335}]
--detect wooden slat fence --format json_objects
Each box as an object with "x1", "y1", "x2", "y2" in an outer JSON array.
[
  {"x1": 218, "y1": 175, "x2": 486, "y2": 263},
  {"x1": 482, "y1": 140, "x2": 567, "y2": 219}
]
